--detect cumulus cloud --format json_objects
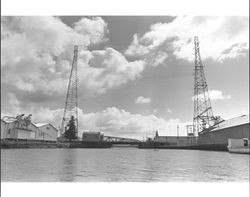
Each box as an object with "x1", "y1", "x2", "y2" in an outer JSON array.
[
  {"x1": 135, "y1": 96, "x2": 151, "y2": 104},
  {"x1": 1, "y1": 16, "x2": 145, "y2": 99},
  {"x1": 80, "y1": 107, "x2": 185, "y2": 138},
  {"x1": 78, "y1": 48, "x2": 145, "y2": 96},
  {"x1": 125, "y1": 16, "x2": 249, "y2": 62},
  {"x1": 1, "y1": 104, "x2": 189, "y2": 139},
  {"x1": 1, "y1": 16, "x2": 106, "y2": 96},
  {"x1": 191, "y1": 89, "x2": 231, "y2": 101},
  {"x1": 74, "y1": 17, "x2": 109, "y2": 45},
  {"x1": 208, "y1": 90, "x2": 231, "y2": 100},
  {"x1": 1, "y1": 16, "x2": 149, "y2": 137},
  {"x1": 1, "y1": 93, "x2": 22, "y2": 116},
  {"x1": 1, "y1": 85, "x2": 190, "y2": 139},
  {"x1": 2, "y1": 16, "x2": 83, "y2": 59},
  {"x1": 145, "y1": 51, "x2": 168, "y2": 67},
  {"x1": 153, "y1": 109, "x2": 158, "y2": 114},
  {"x1": 167, "y1": 108, "x2": 173, "y2": 113}
]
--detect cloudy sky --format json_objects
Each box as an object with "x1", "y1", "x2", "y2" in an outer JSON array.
[{"x1": 1, "y1": 16, "x2": 249, "y2": 139}]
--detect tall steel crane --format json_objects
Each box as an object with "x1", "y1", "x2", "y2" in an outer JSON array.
[
  {"x1": 193, "y1": 36, "x2": 217, "y2": 136},
  {"x1": 60, "y1": 45, "x2": 79, "y2": 138}
]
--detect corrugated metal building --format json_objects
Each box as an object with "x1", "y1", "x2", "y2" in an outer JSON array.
[
  {"x1": 154, "y1": 136, "x2": 198, "y2": 146},
  {"x1": 198, "y1": 114, "x2": 250, "y2": 150},
  {"x1": 1, "y1": 117, "x2": 58, "y2": 142},
  {"x1": 33, "y1": 123, "x2": 58, "y2": 141},
  {"x1": 151, "y1": 115, "x2": 249, "y2": 150},
  {"x1": 82, "y1": 132, "x2": 104, "y2": 142}
]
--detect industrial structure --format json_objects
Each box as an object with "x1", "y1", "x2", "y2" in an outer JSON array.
[
  {"x1": 104, "y1": 135, "x2": 141, "y2": 145},
  {"x1": 3, "y1": 37, "x2": 247, "y2": 150},
  {"x1": 192, "y1": 36, "x2": 249, "y2": 150},
  {"x1": 148, "y1": 114, "x2": 249, "y2": 150},
  {"x1": 193, "y1": 36, "x2": 221, "y2": 135},
  {"x1": 81, "y1": 131, "x2": 141, "y2": 144},
  {"x1": 198, "y1": 114, "x2": 249, "y2": 150},
  {"x1": 82, "y1": 132, "x2": 104, "y2": 142},
  {"x1": 140, "y1": 37, "x2": 249, "y2": 150},
  {"x1": 153, "y1": 133, "x2": 198, "y2": 147},
  {"x1": 1, "y1": 115, "x2": 58, "y2": 142},
  {"x1": 61, "y1": 45, "x2": 79, "y2": 138},
  {"x1": 33, "y1": 123, "x2": 59, "y2": 142}
]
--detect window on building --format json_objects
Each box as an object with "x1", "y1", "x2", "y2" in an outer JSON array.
[
  {"x1": 244, "y1": 139, "x2": 248, "y2": 147},
  {"x1": 8, "y1": 129, "x2": 11, "y2": 134}
]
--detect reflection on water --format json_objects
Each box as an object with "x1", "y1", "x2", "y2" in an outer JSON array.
[{"x1": 1, "y1": 148, "x2": 249, "y2": 182}]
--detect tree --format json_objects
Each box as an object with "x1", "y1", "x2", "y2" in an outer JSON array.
[{"x1": 64, "y1": 115, "x2": 77, "y2": 142}]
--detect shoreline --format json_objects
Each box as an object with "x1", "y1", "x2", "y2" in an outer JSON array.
[{"x1": 1, "y1": 139, "x2": 228, "y2": 151}]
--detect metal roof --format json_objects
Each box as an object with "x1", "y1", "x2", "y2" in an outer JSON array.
[
  {"x1": 34, "y1": 122, "x2": 59, "y2": 131},
  {"x1": 33, "y1": 123, "x2": 49, "y2": 127},
  {"x1": 212, "y1": 114, "x2": 249, "y2": 131}
]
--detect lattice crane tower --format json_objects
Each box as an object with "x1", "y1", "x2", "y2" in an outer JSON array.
[
  {"x1": 193, "y1": 36, "x2": 215, "y2": 135},
  {"x1": 61, "y1": 45, "x2": 79, "y2": 137}
]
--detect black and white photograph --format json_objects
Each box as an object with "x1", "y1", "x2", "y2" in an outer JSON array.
[{"x1": 1, "y1": 0, "x2": 249, "y2": 197}]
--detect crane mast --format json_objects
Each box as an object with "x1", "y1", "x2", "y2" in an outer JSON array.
[
  {"x1": 60, "y1": 45, "x2": 79, "y2": 138},
  {"x1": 193, "y1": 37, "x2": 215, "y2": 135}
]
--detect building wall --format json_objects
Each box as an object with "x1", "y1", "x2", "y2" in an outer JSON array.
[
  {"x1": 198, "y1": 123, "x2": 250, "y2": 145},
  {"x1": 5, "y1": 122, "x2": 17, "y2": 139},
  {"x1": 15, "y1": 128, "x2": 36, "y2": 140},
  {"x1": 37, "y1": 124, "x2": 58, "y2": 142},
  {"x1": 1, "y1": 120, "x2": 7, "y2": 139},
  {"x1": 228, "y1": 138, "x2": 249, "y2": 148},
  {"x1": 26, "y1": 123, "x2": 43, "y2": 140},
  {"x1": 82, "y1": 132, "x2": 102, "y2": 142},
  {"x1": 2, "y1": 121, "x2": 34, "y2": 139},
  {"x1": 35, "y1": 130, "x2": 46, "y2": 141},
  {"x1": 1, "y1": 120, "x2": 56, "y2": 141},
  {"x1": 154, "y1": 136, "x2": 198, "y2": 146}
]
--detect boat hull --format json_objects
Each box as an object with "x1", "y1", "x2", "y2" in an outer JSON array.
[
  {"x1": 69, "y1": 141, "x2": 112, "y2": 148},
  {"x1": 227, "y1": 138, "x2": 250, "y2": 154},
  {"x1": 227, "y1": 148, "x2": 250, "y2": 154}
]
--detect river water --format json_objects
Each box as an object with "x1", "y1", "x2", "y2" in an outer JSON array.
[{"x1": 1, "y1": 148, "x2": 249, "y2": 182}]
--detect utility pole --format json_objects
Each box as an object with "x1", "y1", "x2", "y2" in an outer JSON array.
[
  {"x1": 61, "y1": 45, "x2": 79, "y2": 139},
  {"x1": 177, "y1": 125, "x2": 179, "y2": 137},
  {"x1": 193, "y1": 37, "x2": 215, "y2": 136}
]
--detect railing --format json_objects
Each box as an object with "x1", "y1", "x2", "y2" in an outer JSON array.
[{"x1": 104, "y1": 136, "x2": 141, "y2": 143}]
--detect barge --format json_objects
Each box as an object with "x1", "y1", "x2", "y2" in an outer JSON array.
[
  {"x1": 69, "y1": 141, "x2": 112, "y2": 148},
  {"x1": 227, "y1": 138, "x2": 250, "y2": 154}
]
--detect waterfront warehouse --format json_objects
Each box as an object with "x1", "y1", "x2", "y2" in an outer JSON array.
[
  {"x1": 198, "y1": 114, "x2": 250, "y2": 150},
  {"x1": 1, "y1": 115, "x2": 58, "y2": 142},
  {"x1": 33, "y1": 123, "x2": 58, "y2": 141}
]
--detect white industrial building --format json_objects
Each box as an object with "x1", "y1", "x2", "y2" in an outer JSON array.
[
  {"x1": 33, "y1": 123, "x2": 58, "y2": 141},
  {"x1": 1, "y1": 116, "x2": 58, "y2": 142},
  {"x1": 1, "y1": 119, "x2": 8, "y2": 139}
]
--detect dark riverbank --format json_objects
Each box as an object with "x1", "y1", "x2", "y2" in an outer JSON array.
[
  {"x1": 0, "y1": 140, "x2": 113, "y2": 149},
  {"x1": 1, "y1": 139, "x2": 70, "y2": 149},
  {"x1": 69, "y1": 141, "x2": 112, "y2": 148},
  {"x1": 0, "y1": 139, "x2": 230, "y2": 151},
  {"x1": 138, "y1": 141, "x2": 228, "y2": 151}
]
